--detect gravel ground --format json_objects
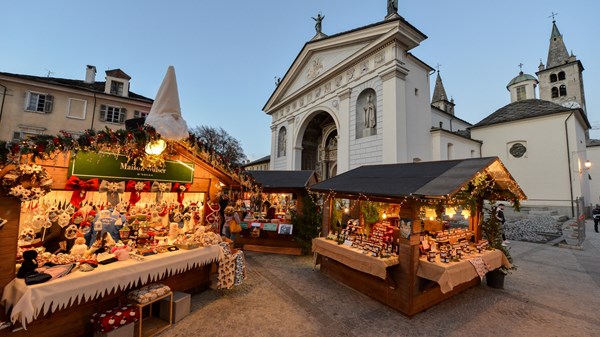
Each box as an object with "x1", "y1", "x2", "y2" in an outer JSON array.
[
  {"x1": 158, "y1": 221, "x2": 600, "y2": 337},
  {"x1": 505, "y1": 215, "x2": 562, "y2": 243}
]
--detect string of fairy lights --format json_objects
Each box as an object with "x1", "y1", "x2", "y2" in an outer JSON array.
[{"x1": 305, "y1": 167, "x2": 525, "y2": 228}]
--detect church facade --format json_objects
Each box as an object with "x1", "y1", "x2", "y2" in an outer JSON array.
[
  {"x1": 262, "y1": 12, "x2": 477, "y2": 181},
  {"x1": 262, "y1": 6, "x2": 593, "y2": 217}
]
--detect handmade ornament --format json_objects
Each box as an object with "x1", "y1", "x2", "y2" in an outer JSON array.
[
  {"x1": 1, "y1": 164, "x2": 52, "y2": 201},
  {"x1": 172, "y1": 183, "x2": 191, "y2": 205},
  {"x1": 151, "y1": 181, "x2": 172, "y2": 202},
  {"x1": 99, "y1": 180, "x2": 126, "y2": 208},
  {"x1": 126, "y1": 180, "x2": 150, "y2": 206},
  {"x1": 57, "y1": 211, "x2": 71, "y2": 228},
  {"x1": 70, "y1": 235, "x2": 87, "y2": 256},
  {"x1": 64, "y1": 224, "x2": 79, "y2": 240},
  {"x1": 65, "y1": 176, "x2": 99, "y2": 208}
]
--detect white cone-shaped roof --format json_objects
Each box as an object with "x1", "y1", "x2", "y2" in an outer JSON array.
[{"x1": 145, "y1": 66, "x2": 189, "y2": 140}]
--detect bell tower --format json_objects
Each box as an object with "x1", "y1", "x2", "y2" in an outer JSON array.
[{"x1": 536, "y1": 16, "x2": 586, "y2": 112}]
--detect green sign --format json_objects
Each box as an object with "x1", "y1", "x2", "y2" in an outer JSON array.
[
  {"x1": 69, "y1": 152, "x2": 194, "y2": 183},
  {"x1": 263, "y1": 223, "x2": 278, "y2": 232},
  {"x1": 240, "y1": 222, "x2": 249, "y2": 230}
]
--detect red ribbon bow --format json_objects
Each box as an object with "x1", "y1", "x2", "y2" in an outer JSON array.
[
  {"x1": 65, "y1": 176, "x2": 99, "y2": 208},
  {"x1": 126, "y1": 180, "x2": 150, "y2": 206},
  {"x1": 172, "y1": 183, "x2": 191, "y2": 205}
]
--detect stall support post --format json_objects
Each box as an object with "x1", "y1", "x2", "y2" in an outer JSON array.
[
  {"x1": 0, "y1": 195, "x2": 20, "y2": 320},
  {"x1": 321, "y1": 196, "x2": 333, "y2": 237}
]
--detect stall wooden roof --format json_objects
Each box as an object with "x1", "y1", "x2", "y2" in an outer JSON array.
[
  {"x1": 247, "y1": 170, "x2": 318, "y2": 193},
  {"x1": 310, "y1": 157, "x2": 526, "y2": 201}
]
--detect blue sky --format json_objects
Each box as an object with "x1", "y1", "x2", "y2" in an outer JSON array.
[{"x1": 1, "y1": 1, "x2": 599, "y2": 161}]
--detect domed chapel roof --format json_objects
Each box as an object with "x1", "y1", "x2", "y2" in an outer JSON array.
[{"x1": 506, "y1": 71, "x2": 538, "y2": 88}]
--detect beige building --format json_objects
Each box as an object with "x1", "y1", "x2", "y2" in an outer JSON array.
[{"x1": 0, "y1": 65, "x2": 153, "y2": 141}]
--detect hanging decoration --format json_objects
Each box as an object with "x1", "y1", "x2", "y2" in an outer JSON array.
[
  {"x1": 1, "y1": 164, "x2": 53, "y2": 201},
  {"x1": 172, "y1": 182, "x2": 191, "y2": 205},
  {"x1": 151, "y1": 181, "x2": 172, "y2": 202},
  {"x1": 126, "y1": 180, "x2": 150, "y2": 206},
  {"x1": 64, "y1": 176, "x2": 99, "y2": 208},
  {"x1": 98, "y1": 180, "x2": 126, "y2": 207}
]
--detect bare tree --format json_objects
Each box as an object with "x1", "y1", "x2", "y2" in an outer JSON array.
[{"x1": 189, "y1": 125, "x2": 247, "y2": 165}]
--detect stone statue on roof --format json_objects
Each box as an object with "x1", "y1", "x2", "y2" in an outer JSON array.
[{"x1": 312, "y1": 13, "x2": 324, "y2": 34}]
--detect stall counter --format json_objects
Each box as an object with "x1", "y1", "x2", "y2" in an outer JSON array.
[
  {"x1": 2, "y1": 245, "x2": 221, "y2": 328},
  {"x1": 416, "y1": 249, "x2": 511, "y2": 293}
]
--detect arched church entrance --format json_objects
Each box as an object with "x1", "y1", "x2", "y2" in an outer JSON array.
[{"x1": 299, "y1": 111, "x2": 337, "y2": 181}]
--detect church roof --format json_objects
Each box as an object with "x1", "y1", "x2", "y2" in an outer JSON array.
[
  {"x1": 506, "y1": 71, "x2": 538, "y2": 88},
  {"x1": 310, "y1": 157, "x2": 525, "y2": 200},
  {"x1": 431, "y1": 72, "x2": 448, "y2": 103},
  {"x1": 471, "y1": 99, "x2": 589, "y2": 128},
  {"x1": 0, "y1": 71, "x2": 152, "y2": 102},
  {"x1": 247, "y1": 170, "x2": 317, "y2": 192},
  {"x1": 546, "y1": 21, "x2": 570, "y2": 68}
]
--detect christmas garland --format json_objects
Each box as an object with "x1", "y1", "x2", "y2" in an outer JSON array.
[
  {"x1": 0, "y1": 125, "x2": 261, "y2": 194},
  {"x1": 1, "y1": 164, "x2": 53, "y2": 201}
]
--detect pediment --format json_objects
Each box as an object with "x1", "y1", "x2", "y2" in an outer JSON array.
[
  {"x1": 284, "y1": 42, "x2": 369, "y2": 96},
  {"x1": 264, "y1": 18, "x2": 427, "y2": 113}
]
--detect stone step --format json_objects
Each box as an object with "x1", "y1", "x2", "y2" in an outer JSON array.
[{"x1": 527, "y1": 210, "x2": 559, "y2": 216}]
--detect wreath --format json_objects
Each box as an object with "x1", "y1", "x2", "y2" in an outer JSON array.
[{"x1": 1, "y1": 164, "x2": 53, "y2": 201}]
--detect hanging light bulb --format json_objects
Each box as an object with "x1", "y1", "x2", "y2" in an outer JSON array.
[
  {"x1": 344, "y1": 207, "x2": 349, "y2": 214},
  {"x1": 461, "y1": 209, "x2": 470, "y2": 219},
  {"x1": 425, "y1": 208, "x2": 436, "y2": 220},
  {"x1": 445, "y1": 207, "x2": 456, "y2": 218},
  {"x1": 145, "y1": 139, "x2": 166, "y2": 155},
  {"x1": 382, "y1": 211, "x2": 387, "y2": 220}
]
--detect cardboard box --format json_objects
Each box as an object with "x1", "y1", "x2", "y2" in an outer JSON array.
[{"x1": 160, "y1": 291, "x2": 191, "y2": 323}]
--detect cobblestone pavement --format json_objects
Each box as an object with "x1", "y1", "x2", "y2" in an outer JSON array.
[{"x1": 159, "y1": 221, "x2": 600, "y2": 337}]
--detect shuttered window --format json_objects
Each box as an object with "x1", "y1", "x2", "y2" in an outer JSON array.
[
  {"x1": 25, "y1": 92, "x2": 53, "y2": 113},
  {"x1": 100, "y1": 104, "x2": 126, "y2": 124}
]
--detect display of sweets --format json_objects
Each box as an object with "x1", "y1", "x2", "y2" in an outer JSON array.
[
  {"x1": 427, "y1": 250, "x2": 436, "y2": 262},
  {"x1": 434, "y1": 228, "x2": 473, "y2": 244}
]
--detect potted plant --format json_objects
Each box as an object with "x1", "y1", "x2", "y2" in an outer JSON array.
[{"x1": 481, "y1": 204, "x2": 515, "y2": 288}]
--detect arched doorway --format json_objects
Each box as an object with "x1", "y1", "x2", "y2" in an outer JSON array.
[{"x1": 300, "y1": 111, "x2": 337, "y2": 180}]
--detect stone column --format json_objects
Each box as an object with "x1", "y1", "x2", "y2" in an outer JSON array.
[
  {"x1": 336, "y1": 89, "x2": 351, "y2": 174},
  {"x1": 380, "y1": 60, "x2": 409, "y2": 163}
]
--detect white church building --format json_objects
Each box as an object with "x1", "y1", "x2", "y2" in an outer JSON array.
[{"x1": 261, "y1": 6, "x2": 593, "y2": 218}]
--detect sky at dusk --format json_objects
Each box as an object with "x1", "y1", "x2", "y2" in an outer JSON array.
[{"x1": 1, "y1": 0, "x2": 599, "y2": 161}]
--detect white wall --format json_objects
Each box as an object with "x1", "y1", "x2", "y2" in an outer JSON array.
[{"x1": 471, "y1": 112, "x2": 589, "y2": 212}]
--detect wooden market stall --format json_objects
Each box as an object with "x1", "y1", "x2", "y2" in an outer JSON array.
[
  {"x1": 309, "y1": 157, "x2": 525, "y2": 317},
  {"x1": 0, "y1": 137, "x2": 250, "y2": 337},
  {"x1": 238, "y1": 170, "x2": 318, "y2": 255}
]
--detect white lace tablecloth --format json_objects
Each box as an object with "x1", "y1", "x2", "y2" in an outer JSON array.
[
  {"x1": 417, "y1": 249, "x2": 510, "y2": 294},
  {"x1": 2, "y1": 245, "x2": 220, "y2": 328}
]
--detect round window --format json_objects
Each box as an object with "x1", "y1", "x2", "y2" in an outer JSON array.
[{"x1": 509, "y1": 143, "x2": 527, "y2": 158}]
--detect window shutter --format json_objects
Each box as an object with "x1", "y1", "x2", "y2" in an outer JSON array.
[
  {"x1": 24, "y1": 92, "x2": 33, "y2": 111},
  {"x1": 99, "y1": 105, "x2": 107, "y2": 121},
  {"x1": 119, "y1": 108, "x2": 127, "y2": 123},
  {"x1": 44, "y1": 95, "x2": 54, "y2": 113}
]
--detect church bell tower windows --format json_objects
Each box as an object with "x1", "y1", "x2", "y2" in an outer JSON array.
[
  {"x1": 550, "y1": 73, "x2": 557, "y2": 82},
  {"x1": 558, "y1": 71, "x2": 566, "y2": 80},
  {"x1": 559, "y1": 85, "x2": 567, "y2": 97},
  {"x1": 551, "y1": 87, "x2": 559, "y2": 98}
]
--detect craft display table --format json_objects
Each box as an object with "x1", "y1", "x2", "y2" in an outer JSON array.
[
  {"x1": 312, "y1": 237, "x2": 399, "y2": 280},
  {"x1": 1, "y1": 245, "x2": 220, "y2": 336}
]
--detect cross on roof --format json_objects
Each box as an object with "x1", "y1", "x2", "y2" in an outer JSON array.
[
  {"x1": 435, "y1": 63, "x2": 442, "y2": 73},
  {"x1": 518, "y1": 63, "x2": 524, "y2": 72},
  {"x1": 548, "y1": 11, "x2": 558, "y2": 22}
]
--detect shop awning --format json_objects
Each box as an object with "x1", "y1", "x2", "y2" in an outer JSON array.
[
  {"x1": 310, "y1": 157, "x2": 526, "y2": 200},
  {"x1": 248, "y1": 170, "x2": 318, "y2": 193}
]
